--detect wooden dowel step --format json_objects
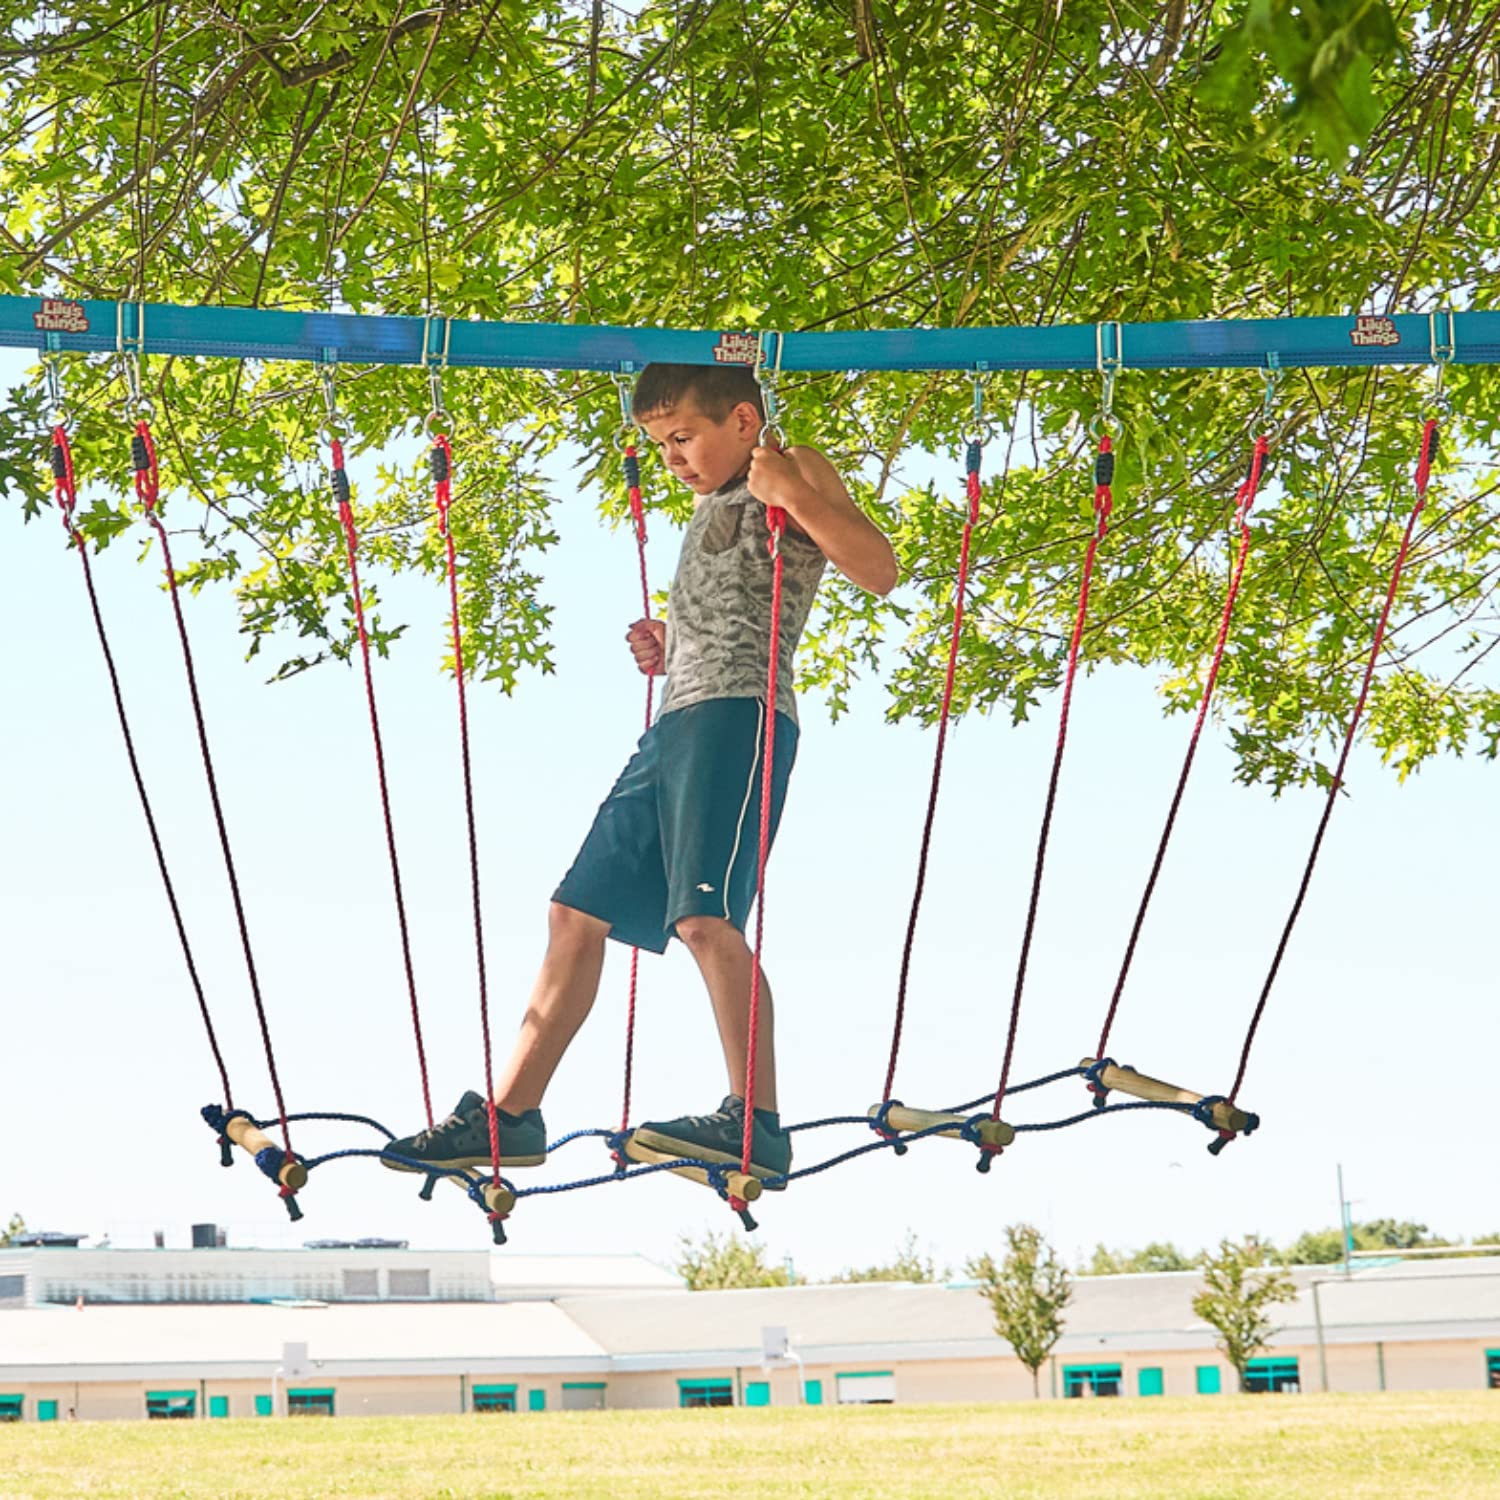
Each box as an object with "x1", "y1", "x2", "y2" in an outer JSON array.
[
  {"x1": 1079, "y1": 1057, "x2": 1253, "y2": 1135},
  {"x1": 223, "y1": 1114, "x2": 308, "y2": 1191},
  {"x1": 622, "y1": 1137, "x2": 764, "y2": 1202},
  {"x1": 868, "y1": 1103, "x2": 1015, "y2": 1150},
  {"x1": 480, "y1": 1182, "x2": 516, "y2": 1218}
]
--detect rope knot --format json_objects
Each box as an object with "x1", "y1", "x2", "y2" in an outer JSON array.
[
  {"x1": 331, "y1": 468, "x2": 351, "y2": 507},
  {"x1": 1093, "y1": 448, "x2": 1116, "y2": 489},
  {"x1": 1084, "y1": 1057, "x2": 1115, "y2": 1109},
  {"x1": 430, "y1": 442, "x2": 451, "y2": 485},
  {"x1": 870, "y1": 1099, "x2": 908, "y2": 1155}
]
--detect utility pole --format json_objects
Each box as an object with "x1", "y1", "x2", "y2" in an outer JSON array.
[{"x1": 1337, "y1": 1164, "x2": 1353, "y2": 1277}]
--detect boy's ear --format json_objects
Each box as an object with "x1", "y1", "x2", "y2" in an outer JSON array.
[{"x1": 732, "y1": 399, "x2": 761, "y2": 439}]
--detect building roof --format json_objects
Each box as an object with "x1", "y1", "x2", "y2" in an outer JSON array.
[{"x1": 0, "y1": 1302, "x2": 609, "y2": 1383}]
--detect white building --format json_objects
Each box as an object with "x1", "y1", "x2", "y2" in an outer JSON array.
[{"x1": 1, "y1": 1247, "x2": 1496, "y2": 1422}]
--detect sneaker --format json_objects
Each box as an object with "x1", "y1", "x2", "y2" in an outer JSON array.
[
  {"x1": 381, "y1": 1091, "x2": 547, "y2": 1172},
  {"x1": 627, "y1": 1095, "x2": 791, "y2": 1188}
]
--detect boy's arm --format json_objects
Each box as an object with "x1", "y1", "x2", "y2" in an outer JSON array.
[{"x1": 747, "y1": 444, "x2": 899, "y2": 596}]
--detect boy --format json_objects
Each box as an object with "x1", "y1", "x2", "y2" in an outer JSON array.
[{"x1": 384, "y1": 361, "x2": 897, "y2": 1184}]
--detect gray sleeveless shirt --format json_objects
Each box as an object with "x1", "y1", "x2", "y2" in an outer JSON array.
[{"x1": 659, "y1": 476, "x2": 828, "y2": 724}]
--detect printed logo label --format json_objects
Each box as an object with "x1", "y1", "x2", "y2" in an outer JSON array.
[
  {"x1": 713, "y1": 332, "x2": 759, "y2": 365},
  {"x1": 1349, "y1": 314, "x2": 1399, "y2": 349},
  {"x1": 33, "y1": 298, "x2": 90, "y2": 334}
]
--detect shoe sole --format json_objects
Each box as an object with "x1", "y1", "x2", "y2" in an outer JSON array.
[
  {"x1": 627, "y1": 1127, "x2": 788, "y2": 1190},
  {"x1": 381, "y1": 1150, "x2": 546, "y2": 1173}
]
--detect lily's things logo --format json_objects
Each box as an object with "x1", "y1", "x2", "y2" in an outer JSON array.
[
  {"x1": 33, "y1": 298, "x2": 90, "y2": 334},
  {"x1": 714, "y1": 332, "x2": 759, "y2": 365},
  {"x1": 1350, "y1": 314, "x2": 1399, "y2": 349}
]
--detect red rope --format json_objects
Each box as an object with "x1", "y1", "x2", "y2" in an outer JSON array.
[
  {"x1": 1225, "y1": 417, "x2": 1438, "y2": 1106},
  {"x1": 133, "y1": 419, "x2": 293, "y2": 1160},
  {"x1": 734, "y1": 502, "x2": 787, "y2": 1202},
  {"x1": 334, "y1": 445, "x2": 434, "y2": 1130},
  {"x1": 1094, "y1": 434, "x2": 1269, "y2": 1066},
  {"x1": 51, "y1": 425, "x2": 235, "y2": 1109},
  {"x1": 989, "y1": 435, "x2": 1114, "y2": 1134},
  {"x1": 883, "y1": 443, "x2": 984, "y2": 1106},
  {"x1": 433, "y1": 433, "x2": 503, "y2": 1202},
  {"x1": 618, "y1": 446, "x2": 654, "y2": 1151}
]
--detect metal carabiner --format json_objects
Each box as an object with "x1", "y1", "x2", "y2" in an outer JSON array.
[
  {"x1": 422, "y1": 314, "x2": 452, "y2": 434},
  {"x1": 1254, "y1": 352, "x2": 1282, "y2": 442},
  {"x1": 1088, "y1": 322, "x2": 1123, "y2": 440},
  {"x1": 318, "y1": 354, "x2": 351, "y2": 443},
  {"x1": 115, "y1": 301, "x2": 155, "y2": 423},
  {"x1": 43, "y1": 341, "x2": 66, "y2": 426},
  {"x1": 963, "y1": 364, "x2": 994, "y2": 447},
  {"x1": 1428, "y1": 307, "x2": 1456, "y2": 416},
  {"x1": 756, "y1": 331, "x2": 786, "y2": 449}
]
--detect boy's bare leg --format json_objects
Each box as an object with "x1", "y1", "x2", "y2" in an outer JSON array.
[
  {"x1": 491, "y1": 901, "x2": 611, "y2": 1113},
  {"x1": 675, "y1": 914, "x2": 777, "y2": 1112}
]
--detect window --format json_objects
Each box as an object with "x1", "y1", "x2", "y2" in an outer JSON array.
[
  {"x1": 1485, "y1": 1351, "x2": 1500, "y2": 1390},
  {"x1": 209, "y1": 1397, "x2": 229, "y2": 1419},
  {"x1": 38, "y1": 1401, "x2": 58, "y2": 1422},
  {"x1": 287, "y1": 1388, "x2": 335, "y2": 1417},
  {"x1": 342, "y1": 1269, "x2": 379, "y2": 1299},
  {"x1": 836, "y1": 1372, "x2": 896, "y2": 1405},
  {"x1": 562, "y1": 1382, "x2": 606, "y2": 1412},
  {"x1": 387, "y1": 1269, "x2": 430, "y2": 1299},
  {"x1": 678, "y1": 1380, "x2": 733, "y2": 1409},
  {"x1": 1196, "y1": 1366, "x2": 1222, "y2": 1395},
  {"x1": 0, "y1": 1396, "x2": 22, "y2": 1423},
  {"x1": 804, "y1": 1380, "x2": 823, "y2": 1406},
  {"x1": 1138, "y1": 1368, "x2": 1164, "y2": 1398},
  {"x1": 0, "y1": 1275, "x2": 25, "y2": 1304},
  {"x1": 254, "y1": 1395, "x2": 274, "y2": 1417},
  {"x1": 472, "y1": 1385, "x2": 517, "y2": 1414},
  {"x1": 1245, "y1": 1358, "x2": 1300, "y2": 1394},
  {"x1": 1063, "y1": 1365, "x2": 1122, "y2": 1399},
  {"x1": 147, "y1": 1391, "x2": 197, "y2": 1420},
  {"x1": 745, "y1": 1382, "x2": 770, "y2": 1407},
  {"x1": 528, "y1": 1389, "x2": 547, "y2": 1412}
]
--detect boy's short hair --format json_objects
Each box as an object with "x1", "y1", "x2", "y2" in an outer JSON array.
[{"x1": 631, "y1": 363, "x2": 765, "y2": 425}]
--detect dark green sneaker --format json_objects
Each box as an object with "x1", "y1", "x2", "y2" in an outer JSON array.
[
  {"x1": 381, "y1": 1091, "x2": 547, "y2": 1172},
  {"x1": 627, "y1": 1095, "x2": 791, "y2": 1188}
]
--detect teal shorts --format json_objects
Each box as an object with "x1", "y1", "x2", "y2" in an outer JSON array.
[{"x1": 553, "y1": 697, "x2": 799, "y2": 954}]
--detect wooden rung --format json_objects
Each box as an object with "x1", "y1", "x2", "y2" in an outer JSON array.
[
  {"x1": 223, "y1": 1114, "x2": 308, "y2": 1192},
  {"x1": 623, "y1": 1137, "x2": 765, "y2": 1202},
  {"x1": 1079, "y1": 1057, "x2": 1253, "y2": 1135},
  {"x1": 868, "y1": 1103, "x2": 1015, "y2": 1150},
  {"x1": 480, "y1": 1182, "x2": 516, "y2": 1218}
]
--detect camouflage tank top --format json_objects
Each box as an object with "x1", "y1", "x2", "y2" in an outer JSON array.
[{"x1": 659, "y1": 475, "x2": 828, "y2": 725}]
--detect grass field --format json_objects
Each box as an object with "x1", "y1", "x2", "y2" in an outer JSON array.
[{"x1": 3, "y1": 1392, "x2": 1498, "y2": 1500}]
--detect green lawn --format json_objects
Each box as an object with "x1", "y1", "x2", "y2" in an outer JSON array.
[{"x1": 3, "y1": 1393, "x2": 1497, "y2": 1499}]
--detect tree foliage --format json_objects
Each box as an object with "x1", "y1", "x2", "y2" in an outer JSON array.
[
  {"x1": 1191, "y1": 1235, "x2": 1299, "y2": 1389},
  {"x1": 3, "y1": 1, "x2": 1499, "y2": 783},
  {"x1": 1281, "y1": 1217, "x2": 1456, "y2": 1264},
  {"x1": 1083, "y1": 1239, "x2": 1199, "y2": 1275},
  {"x1": 967, "y1": 1223, "x2": 1071, "y2": 1397},
  {"x1": 827, "y1": 1230, "x2": 943, "y2": 1284},
  {"x1": 675, "y1": 1229, "x2": 799, "y2": 1291},
  {"x1": 0, "y1": 1212, "x2": 25, "y2": 1247}
]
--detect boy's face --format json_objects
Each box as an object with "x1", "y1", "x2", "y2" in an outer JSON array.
[{"x1": 639, "y1": 395, "x2": 759, "y2": 497}]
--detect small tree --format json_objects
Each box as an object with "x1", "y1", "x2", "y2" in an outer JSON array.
[
  {"x1": 675, "y1": 1231, "x2": 799, "y2": 1291},
  {"x1": 1192, "y1": 1237, "x2": 1299, "y2": 1391},
  {"x1": 967, "y1": 1224, "x2": 1071, "y2": 1397},
  {"x1": 0, "y1": 1214, "x2": 25, "y2": 1248},
  {"x1": 828, "y1": 1231, "x2": 942, "y2": 1284}
]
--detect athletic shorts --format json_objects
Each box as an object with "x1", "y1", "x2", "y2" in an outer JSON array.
[{"x1": 553, "y1": 696, "x2": 799, "y2": 954}]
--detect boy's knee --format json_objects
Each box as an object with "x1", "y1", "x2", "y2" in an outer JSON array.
[
  {"x1": 675, "y1": 914, "x2": 746, "y2": 956},
  {"x1": 547, "y1": 901, "x2": 608, "y2": 951}
]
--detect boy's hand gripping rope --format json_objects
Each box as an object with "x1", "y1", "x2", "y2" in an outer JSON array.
[
  {"x1": 130, "y1": 412, "x2": 299, "y2": 1215},
  {"x1": 880, "y1": 423, "x2": 987, "y2": 1137},
  {"x1": 432, "y1": 431, "x2": 508, "y2": 1243},
  {"x1": 327, "y1": 407, "x2": 435, "y2": 1132},
  {"x1": 1090, "y1": 431, "x2": 1270, "y2": 1099},
  {"x1": 1216, "y1": 414, "x2": 1441, "y2": 1144},
  {"x1": 981, "y1": 432, "x2": 1115, "y2": 1170}
]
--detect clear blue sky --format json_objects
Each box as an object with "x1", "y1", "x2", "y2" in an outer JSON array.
[{"x1": 2, "y1": 344, "x2": 1494, "y2": 1275}]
